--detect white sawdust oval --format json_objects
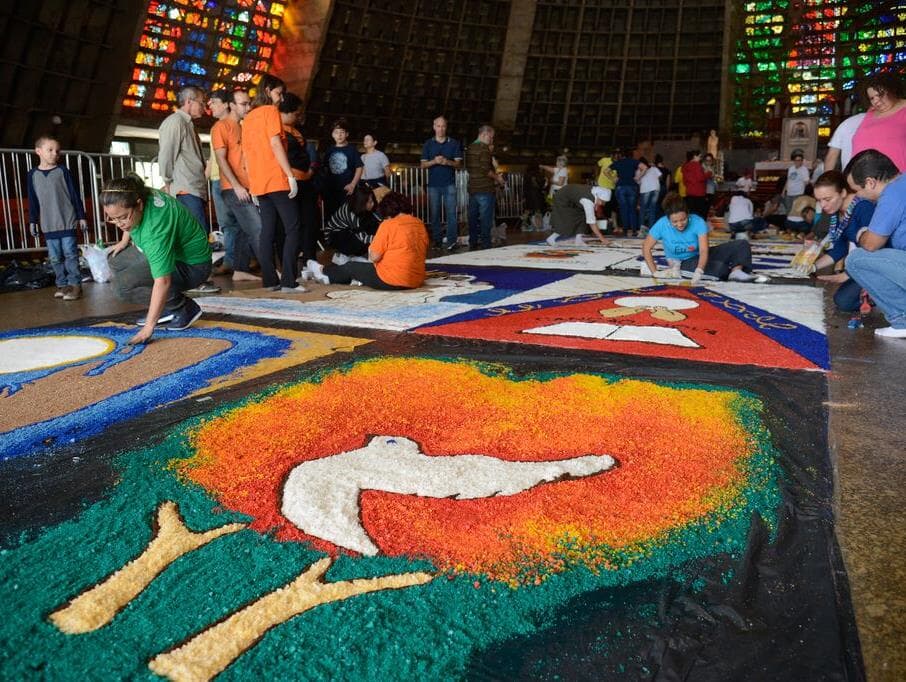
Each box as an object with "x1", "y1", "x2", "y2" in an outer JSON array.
[{"x1": 0, "y1": 335, "x2": 115, "y2": 374}]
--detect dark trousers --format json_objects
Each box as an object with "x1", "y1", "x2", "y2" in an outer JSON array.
[
  {"x1": 323, "y1": 261, "x2": 406, "y2": 290},
  {"x1": 686, "y1": 195, "x2": 709, "y2": 219},
  {"x1": 834, "y1": 278, "x2": 862, "y2": 312},
  {"x1": 108, "y1": 244, "x2": 211, "y2": 311},
  {"x1": 258, "y1": 190, "x2": 300, "y2": 288},
  {"x1": 297, "y1": 183, "x2": 321, "y2": 264},
  {"x1": 681, "y1": 239, "x2": 753, "y2": 280}
]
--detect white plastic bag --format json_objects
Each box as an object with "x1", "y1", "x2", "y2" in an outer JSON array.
[{"x1": 83, "y1": 244, "x2": 112, "y2": 283}]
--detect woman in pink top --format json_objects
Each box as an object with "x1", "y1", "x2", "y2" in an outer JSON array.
[{"x1": 851, "y1": 73, "x2": 906, "y2": 171}]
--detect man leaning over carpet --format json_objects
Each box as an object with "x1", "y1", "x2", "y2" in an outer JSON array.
[
  {"x1": 843, "y1": 149, "x2": 906, "y2": 339},
  {"x1": 104, "y1": 174, "x2": 211, "y2": 345}
]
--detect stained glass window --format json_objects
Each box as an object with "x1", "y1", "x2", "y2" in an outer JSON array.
[
  {"x1": 732, "y1": 1, "x2": 906, "y2": 139},
  {"x1": 122, "y1": 0, "x2": 287, "y2": 113}
]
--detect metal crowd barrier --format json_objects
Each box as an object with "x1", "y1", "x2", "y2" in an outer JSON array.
[
  {"x1": 1, "y1": 152, "x2": 526, "y2": 255},
  {"x1": 388, "y1": 167, "x2": 524, "y2": 225},
  {"x1": 0, "y1": 148, "x2": 143, "y2": 254}
]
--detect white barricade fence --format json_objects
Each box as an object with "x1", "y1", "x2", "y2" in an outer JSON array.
[{"x1": 0, "y1": 149, "x2": 143, "y2": 254}]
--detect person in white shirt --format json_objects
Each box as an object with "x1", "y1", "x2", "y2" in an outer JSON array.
[
  {"x1": 637, "y1": 157, "x2": 662, "y2": 231},
  {"x1": 361, "y1": 132, "x2": 390, "y2": 188},
  {"x1": 735, "y1": 170, "x2": 755, "y2": 194},
  {"x1": 541, "y1": 155, "x2": 569, "y2": 197},
  {"x1": 782, "y1": 152, "x2": 811, "y2": 212},
  {"x1": 824, "y1": 113, "x2": 866, "y2": 171},
  {"x1": 725, "y1": 191, "x2": 765, "y2": 239}
]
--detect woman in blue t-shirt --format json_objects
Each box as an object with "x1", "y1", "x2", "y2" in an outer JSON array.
[
  {"x1": 643, "y1": 193, "x2": 764, "y2": 284},
  {"x1": 809, "y1": 170, "x2": 876, "y2": 312}
]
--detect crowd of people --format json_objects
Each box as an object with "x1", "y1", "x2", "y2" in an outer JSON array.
[{"x1": 24, "y1": 71, "x2": 905, "y2": 344}]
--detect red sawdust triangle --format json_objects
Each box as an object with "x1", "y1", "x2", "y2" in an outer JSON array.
[{"x1": 417, "y1": 286, "x2": 819, "y2": 370}]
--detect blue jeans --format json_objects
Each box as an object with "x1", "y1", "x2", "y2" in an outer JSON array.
[
  {"x1": 467, "y1": 192, "x2": 495, "y2": 248},
  {"x1": 615, "y1": 185, "x2": 639, "y2": 233},
  {"x1": 176, "y1": 193, "x2": 208, "y2": 230},
  {"x1": 428, "y1": 184, "x2": 458, "y2": 245},
  {"x1": 211, "y1": 180, "x2": 250, "y2": 270},
  {"x1": 639, "y1": 190, "x2": 658, "y2": 229},
  {"x1": 222, "y1": 188, "x2": 263, "y2": 272},
  {"x1": 47, "y1": 235, "x2": 81, "y2": 287},
  {"x1": 845, "y1": 247, "x2": 906, "y2": 328}
]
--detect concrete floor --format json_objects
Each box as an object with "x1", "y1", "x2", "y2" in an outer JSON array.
[{"x1": 1, "y1": 261, "x2": 904, "y2": 680}]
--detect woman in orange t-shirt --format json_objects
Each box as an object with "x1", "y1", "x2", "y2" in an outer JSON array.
[
  {"x1": 240, "y1": 74, "x2": 303, "y2": 292},
  {"x1": 305, "y1": 192, "x2": 428, "y2": 290}
]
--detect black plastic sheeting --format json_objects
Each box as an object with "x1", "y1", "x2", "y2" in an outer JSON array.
[{"x1": 0, "y1": 313, "x2": 863, "y2": 681}]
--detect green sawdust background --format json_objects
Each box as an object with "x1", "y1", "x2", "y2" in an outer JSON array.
[{"x1": 0, "y1": 361, "x2": 783, "y2": 680}]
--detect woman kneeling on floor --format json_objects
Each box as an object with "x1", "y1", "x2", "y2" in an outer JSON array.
[
  {"x1": 102, "y1": 174, "x2": 212, "y2": 344},
  {"x1": 307, "y1": 191, "x2": 428, "y2": 290},
  {"x1": 643, "y1": 193, "x2": 765, "y2": 284}
]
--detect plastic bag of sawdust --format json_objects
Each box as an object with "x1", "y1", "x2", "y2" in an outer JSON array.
[{"x1": 82, "y1": 244, "x2": 112, "y2": 283}]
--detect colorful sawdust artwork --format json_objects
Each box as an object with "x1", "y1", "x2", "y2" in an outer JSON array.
[
  {"x1": 0, "y1": 322, "x2": 369, "y2": 460},
  {"x1": 427, "y1": 243, "x2": 640, "y2": 270},
  {"x1": 0, "y1": 356, "x2": 785, "y2": 680},
  {"x1": 417, "y1": 284, "x2": 828, "y2": 370},
  {"x1": 197, "y1": 267, "x2": 573, "y2": 330}
]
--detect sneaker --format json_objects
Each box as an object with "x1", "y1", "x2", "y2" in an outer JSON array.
[
  {"x1": 874, "y1": 326, "x2": 906, "y2": 339},
  {"x1": 54, "y1": 287, "x2": 66, "y2": 298},
  {"x1": 186, "y1": 281, "x2": 221, "y2": 294},
  {"x1": 62, "y1": 286, "x2": 82, "y2": 300},
  {"x1": 278, "y1": 285, "x2": 308, "y2": 293},
  {"x1": 445, "y1": 241, "x2": 459, "y2": 252},
  {"x1": 306, "y1": 259, "x2": 330, "y2": 285},
  {"x1": 165, "y1": 298, "x2": 202, "y2": 331},
  {"x1": 136, "y1": 312, "x2": 176, "y2": 326},
  {"x1": 232, "y1": 270, "x2": 261, "y2": 282}
]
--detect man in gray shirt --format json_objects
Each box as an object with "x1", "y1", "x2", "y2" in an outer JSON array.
[{"x1": 158, "y1": 86, "x2": 209, "y2": 227}]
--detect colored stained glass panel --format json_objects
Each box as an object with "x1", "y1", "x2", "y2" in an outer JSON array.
[
  {"x1": 122, "y1": 1, "x2": 287, "y2": 113},
  {"x1": 732, "y1": 1, "x2": 906, "y2": 138}
]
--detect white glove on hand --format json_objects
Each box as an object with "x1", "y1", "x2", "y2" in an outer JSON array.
[
  {"x1": 792, "y1": 262, "x2": 816, "y2": 275},
  {"x1": 287, "y1": 175, "x2": 298, "y2": 199},
  {"x1": 690, "y1": 267, "x2": 704, "y2": 286},
  {"x1": 29, "y1": 223, "x2": 40, "y2": 238},
  {"x1": 650, "y1": 268, "x2": 672, "y2": 279}
]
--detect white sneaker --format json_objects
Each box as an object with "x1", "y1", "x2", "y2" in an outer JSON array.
[
  {"x1": 546, "y1": 232, "x2": 560, "y2": 246},
  {"x1": 728, "y1": 269, "x2": 757, "y2": 282},
  {"x1": 875, "y1": 326, "x2": 906, "y2": 339},
  {"x1": 332, "y1": 253, "x2": 350, "y2": 266},
  {"x1": 574, "y1": 234, "x2": 585, "y2": 245},
  {"x1": 306, "y1": 259, "x2": 330, "y2": 285}
]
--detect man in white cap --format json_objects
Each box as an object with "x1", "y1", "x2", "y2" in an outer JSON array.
[{"x1": 546, "y1": 184, "x2": 612, "y2": 246}]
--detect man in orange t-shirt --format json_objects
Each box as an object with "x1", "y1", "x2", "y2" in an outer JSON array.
[
  {"x1": 210, "y1": 89, "x2": 260, "y2": 280},
  {"x1": 306, "y1": 192, "x2": 428, "y2": 290}
]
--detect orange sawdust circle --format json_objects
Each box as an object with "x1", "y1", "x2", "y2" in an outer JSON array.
[{"x1": 181, "y1": 358, "x2": 752, "y2": 579}]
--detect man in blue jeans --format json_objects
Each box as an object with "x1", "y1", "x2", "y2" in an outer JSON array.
[
  {"x1": 466, "y1": 125, "x2": 504, "y2": 250},
  {"x1": 421, "y1": 116, "x2": 463, "y2": 250},
  {"x1": 844, "y1": 149, "x2": 906, "y2": 339}
]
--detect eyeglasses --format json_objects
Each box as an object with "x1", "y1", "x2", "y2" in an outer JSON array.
[{"x1": 105, "y1": 208, "x2": 134, "y2": 226}]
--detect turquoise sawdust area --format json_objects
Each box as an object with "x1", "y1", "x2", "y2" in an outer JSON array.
[{"x1": 0, "y1": 321, "x2": 860, "y2": 679}]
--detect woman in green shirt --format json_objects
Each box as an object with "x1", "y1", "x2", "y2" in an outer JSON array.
[{"x1": 102, "y1": 174, "x2": 212, "y2": 345}]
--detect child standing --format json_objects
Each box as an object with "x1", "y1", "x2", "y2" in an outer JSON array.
[{"x1": 27, "y1": 135, "x2": 87, "y2": 300}]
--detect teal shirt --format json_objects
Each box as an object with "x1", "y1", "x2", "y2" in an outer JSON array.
[
  {"x1": 130, "y1": 191, "x2": 211, "y2": 279},
  {"x1": 649, "y1": 214, "x2": 709, "y2": 261}
]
